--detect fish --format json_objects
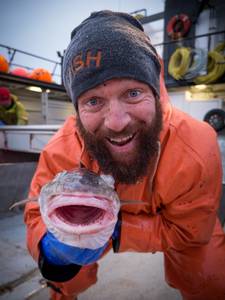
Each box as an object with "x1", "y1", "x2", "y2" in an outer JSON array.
[
  {"x1": 39, "y1": 168, "x2": 120, "y2": 250},
  {"x1": 9, "y1": 168, "x2": 147, "y2": 248}
]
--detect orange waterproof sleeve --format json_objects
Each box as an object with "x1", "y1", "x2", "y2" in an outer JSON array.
[
  {"x1": 24, "y1": 150, "x2": 56, "y2": 261},
  {"x1": 118, "y1": 200, "x2": 217, "y2": 253},
  {"x1": 117, "y1": 138, "x2": 222, "y2": 253}
]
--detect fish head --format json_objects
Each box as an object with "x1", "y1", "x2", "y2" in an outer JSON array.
[{"x1": 38, "y1": 168, "x2": 120, "y2": 248}]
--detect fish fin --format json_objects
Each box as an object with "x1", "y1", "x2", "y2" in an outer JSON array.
[{"x1": 9, "y1": 196, "x2": 38, "y2": 210}]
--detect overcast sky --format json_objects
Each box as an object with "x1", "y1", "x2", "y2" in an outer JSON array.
[{"x1": 0, "y1": 0, "x2": 164, "y2": 81}]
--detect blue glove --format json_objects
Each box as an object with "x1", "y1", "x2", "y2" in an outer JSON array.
[
  {"x1": 112, "y1": 218, "x2": 121, "y2": 240},
  {"x1": 111, "y1": 212, "x2": 122, "y2": 252},
  {"x1": 40, "y1": 231, "x2": 108, "y2": 266}
]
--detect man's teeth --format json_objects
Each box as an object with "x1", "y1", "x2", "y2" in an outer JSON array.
[{"x1": 108, "y1": 134, "x2": 134, "y2": 145}]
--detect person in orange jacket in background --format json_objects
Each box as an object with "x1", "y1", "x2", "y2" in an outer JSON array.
[
  {"x1": 0, "y1": 86, "x2": 28, "y2": 125},
  {"x1": 24, "y1": 10, "x2": 225, "y2": 300}
]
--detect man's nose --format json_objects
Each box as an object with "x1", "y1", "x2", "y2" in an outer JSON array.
[{"x1": 104, "y1": 100, "x2": 131, "y2": 132}]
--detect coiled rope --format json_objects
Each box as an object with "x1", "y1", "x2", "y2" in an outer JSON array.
[
  {"x1": 168, "y1": 47, "x2": 192, "y2": 80},
  {"x1": 168, "y1": 43, "x2": 225, "y2": 83},
  {"x1": 194, "y1": 43, "x2": 225, "y2": 84},
  {"x1": 214, "y1": 42, "x2": 225, "y2": 53},
  {"x1": 183, "y1": 48, "x2": 208, "y2": 80}
]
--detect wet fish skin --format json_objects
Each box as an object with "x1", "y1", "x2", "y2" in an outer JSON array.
[
  {"x1": 41, "y1": 169, "x2": 118, "y2": 204},
  {"x1": 39, "y1": 168, "x2": 120, "y2": 249}
]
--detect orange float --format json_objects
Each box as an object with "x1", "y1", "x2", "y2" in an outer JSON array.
[
  {"x1": 30, "y1": 68, "x2": 52, "y2": 83},
  {"x1": 0, "y1": 55, "x2": 9, "y2": 73},
  {"x1": 167, "y1": 14, "x2": 191, "y2": 40},
  {"x1": 10, "y1": 67, "x2": 30, "y2": 77}
]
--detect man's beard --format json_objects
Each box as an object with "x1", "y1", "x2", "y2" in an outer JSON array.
[{"x1": 76, "y1": 100, "x2": 163, "y2": 184}]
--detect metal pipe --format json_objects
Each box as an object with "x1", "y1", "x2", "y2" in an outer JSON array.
[
  {"x1": 0, "y1": 44, "x2": 60, "y2": 64},
  {"x1": 153, "y1": 30, "x2": 225, "y2": 47}
]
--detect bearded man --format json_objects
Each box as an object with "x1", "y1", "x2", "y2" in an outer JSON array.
[{"x1": 24, "y1": 10, "x2": 225, "y2": 300}]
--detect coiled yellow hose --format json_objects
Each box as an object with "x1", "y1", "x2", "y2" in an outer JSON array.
[
  {"x1": 214, "y1": 42, "x2": 225, "y2": 53},
  {"x1": 194, "y1": 43, "x2": 225, "y2": 84},
  {"x1": 184, "y1": 48, "x2": 207, "y2": 80},
  {"x1": 168, "y1": 47, "x2": 192, "y2": 80}
]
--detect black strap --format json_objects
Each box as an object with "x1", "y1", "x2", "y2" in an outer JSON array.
[
  {"x1": 112, "y1": 211, "x2": 122, "y2": 253},
  {"x1": 39, "y1": 279, "x2": 63, "y2": 294}
]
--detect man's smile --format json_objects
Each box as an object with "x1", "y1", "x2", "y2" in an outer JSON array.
[
  {"x1": 106, "y1": 133, "x2": 136, "y2": 146},
  {"x1": 104, "y1": 132, "x2": 138, "y2": 159}
]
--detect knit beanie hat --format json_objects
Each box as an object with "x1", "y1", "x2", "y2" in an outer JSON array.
[{"x1": 63, "y1": 10, "x2": 161, "y2": 106}]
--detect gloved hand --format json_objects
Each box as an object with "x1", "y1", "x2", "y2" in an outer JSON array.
[{"x1": 40, "y1": 231, "x2": 108, "y2": 266}]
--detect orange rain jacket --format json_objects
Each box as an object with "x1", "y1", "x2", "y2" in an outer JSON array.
[{"x1": 24, "y1": 73, "x2": 225, "y2": 299}]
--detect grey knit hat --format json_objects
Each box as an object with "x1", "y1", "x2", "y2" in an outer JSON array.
[{"x1": 63, "y1": 10, "x2": 161, "y2": 106}]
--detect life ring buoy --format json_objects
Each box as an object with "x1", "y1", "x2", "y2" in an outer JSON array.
[{"x1": 167, "y1": 14, "x2": 191, "y2": 40}]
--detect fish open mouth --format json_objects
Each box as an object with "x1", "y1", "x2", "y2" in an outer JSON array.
[
  {"x1": 46, "y1": 193, "x2": 116, "y2": 233},
  {"x1": 55, "y1": 205, "x2": 106, "y2": 226}
]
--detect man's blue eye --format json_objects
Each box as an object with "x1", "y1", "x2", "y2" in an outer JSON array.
[
  {"x1": 129, "y1": 90, "x2": 141, "y2": 97},
  {"x1": 88, "y1": 98, "x2": 98, "y2": 106}
]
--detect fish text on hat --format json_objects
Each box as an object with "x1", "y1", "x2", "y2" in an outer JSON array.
[{"x1": 72, "y1": 50, "x2": 102, "y2": 73}]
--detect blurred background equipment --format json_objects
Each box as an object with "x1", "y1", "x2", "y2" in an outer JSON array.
[
  {"x1": 168, "y1": 47, "x2": 191, "y2": 80},
  {"x1": 10, "y1": 67, "x2": 30, "y2": 78},
  {"x1": 130, "y1": 8, "x2": 147, "y2": 20},
  {"x1": 194, "y1": 43, "x2": 225, "y2": 84},
  {"x1": 168, "y1": 46, "x2": 211, "y2": 81},
  {"x1": 0, "y1": 86, "x2": 28, "y2": 125},
  {"x1": 166, "y1": 14, "x2": 191, "y2": 40},
  {"x1": 183, "y1": 48, "x2": 208, "y2": 80},
  {"x1": 0, "y1": 54, "x2": 9, "y2": 73},
  {"x1": 0, "y1": 43, "x2": 62, "y2": 84},
  {"x1": 30, "y1": 68, "x2": 52, "y2": 83},
  {"x1": 163, "y1": 0, "x2": 225, "y2": 87},
  {"x1": 0, "y1": 44, "x2": 73, "y2": 127},
  {"x1": 203, "y1": 108, "x2": 225, "y2": 132}
]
